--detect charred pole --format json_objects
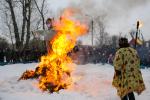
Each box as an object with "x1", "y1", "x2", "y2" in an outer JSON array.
[
  {"x1": 91, "y1": 19, "x2": 94, "y2": 46},
  {"x1": 134, "y1": 21, "x2": 140, "y2": 49}
]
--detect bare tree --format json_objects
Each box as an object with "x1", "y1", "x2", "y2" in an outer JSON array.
[
  {"x1": 24, "y1": 0, "x2": 32, "y2": 50},
  {"x1": 98, "y1": 19, "x2": 105, "y2": 46},
  {"x1": 111, "y1": 35, "x2": 119, "y2": 48},
  {"x1": 0, "y1": 0, "x2": 51, "y2": 57},
  {"x1": 3, "y1": 10, "x2": 15, "y2": 49},
  {"x1": 3, "y1": 0, "x2": 36, "y2": 50},
  {"x1": 5, "y1": 0, "x2": 21, "y2": 50},
  {"x1": 20, "y1": 0, "x2": 27, "y2": 46},
  {"x1": 33, "y1": 0, "x2": 47, "y2": 30},
  {"x1": 94, "y1": 15, "x2": 111, "y2": 47},
  {"x1": 0, "y1": 1, "x2": 14, "y2": 49}
]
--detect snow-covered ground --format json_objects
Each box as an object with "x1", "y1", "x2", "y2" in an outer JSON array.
[{"x1": 0, "y1": 63, "x2": 150, "y2": 100}]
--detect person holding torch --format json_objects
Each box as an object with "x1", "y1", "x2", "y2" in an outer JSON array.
[{"x1": 112, "y1": 37, "x2": 145, "y2": 100}]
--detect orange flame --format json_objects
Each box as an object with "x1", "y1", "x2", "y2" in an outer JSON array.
[
  {"x1": 36, "y1": 9, "x2": 88, "y2": 92},
  {"x1": 138, "y1": 20, "x2": 143, "y2": 28}
]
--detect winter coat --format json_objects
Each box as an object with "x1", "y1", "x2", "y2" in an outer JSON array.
[{"x1": 112, "y1": 47, "x2": 145, "y2": 98}]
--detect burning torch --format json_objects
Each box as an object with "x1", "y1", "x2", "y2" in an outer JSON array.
[
  {"x1": 134, "y1": 21, "x2": 140, "y2": 49},
  {"x1": 134, "y1": 20, "x2": 144, "y2": 48}
]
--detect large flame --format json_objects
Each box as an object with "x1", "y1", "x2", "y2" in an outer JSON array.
[
  {"x1": 138, "y1": 20, "x2": 143, "y2": 28},
  {"x1": 36, "y1": 9, "x2": 88, "y2": 92}
]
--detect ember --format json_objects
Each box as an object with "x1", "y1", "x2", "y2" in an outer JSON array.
[{"x1": 19, "y1": 9, "x2": 88, "y2": 93}]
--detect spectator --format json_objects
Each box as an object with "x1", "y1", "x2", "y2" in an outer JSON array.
[{"x1": 112, "y1": 37, "x2": 145, "y2": 100}]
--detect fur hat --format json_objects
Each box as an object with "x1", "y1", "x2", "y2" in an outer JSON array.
[{"x1": 119, "y1": 37, "x2": 130, "y2": 48}]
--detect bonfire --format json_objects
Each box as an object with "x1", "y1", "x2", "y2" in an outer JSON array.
[{"x1": 19, "y1": 9, "x2": 88, "y2": 93}]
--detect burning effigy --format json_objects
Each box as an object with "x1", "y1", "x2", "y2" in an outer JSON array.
[{"x1": 18, "y1": 9, "x2": 88, "y2": 93}]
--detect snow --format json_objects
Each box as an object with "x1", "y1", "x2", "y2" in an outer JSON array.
[{"x1": 0, "y1": 63, "x2": 150, "y2": 100}]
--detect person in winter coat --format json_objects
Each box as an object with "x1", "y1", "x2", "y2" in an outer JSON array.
[{"x1": 112, "y1": 37, "x2": 145, "y2": 100}]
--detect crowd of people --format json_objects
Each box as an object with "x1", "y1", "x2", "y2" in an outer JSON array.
[
  {"x1": 70, "y1": 44, "x2": 150, "y2": 67},
  {"x1": 0, "y1": 42, "x2": 150, "y2": 67}
]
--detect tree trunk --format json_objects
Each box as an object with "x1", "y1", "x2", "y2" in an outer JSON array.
[
  {"x1": 42, "y1": 15, "x2": 45, "y2": 30},
  {"x1": 21, "y1": 0, "x2": 27, "y2": 47},
  {"x1": 41, "y1": 0, "x2": 45, "y2": 30},
  {"x1": 24, "y1": 0, "x2": 31, "y2": 50},
  {"x1": 5, "y1": 0, "x2": 21, "y2": 49},
  {"x1": 34, "y1": 0, "x2": 46, "y2": 30}
]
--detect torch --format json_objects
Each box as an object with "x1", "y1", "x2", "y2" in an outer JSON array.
[{"x1": 134, "y1": 21, "x2": 140, "y2": 49}]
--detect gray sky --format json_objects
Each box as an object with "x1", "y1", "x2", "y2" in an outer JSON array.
[
  {"x1": 47, "y1": 0, "x2": 150, "y2": 45},
  {"x1": 0, "y1": 0, "x2": 149, "y2": 45}
]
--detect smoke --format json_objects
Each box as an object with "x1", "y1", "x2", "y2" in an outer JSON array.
[{"x1": 67, "y1": 0, "x2": 150, "y2": 40}]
